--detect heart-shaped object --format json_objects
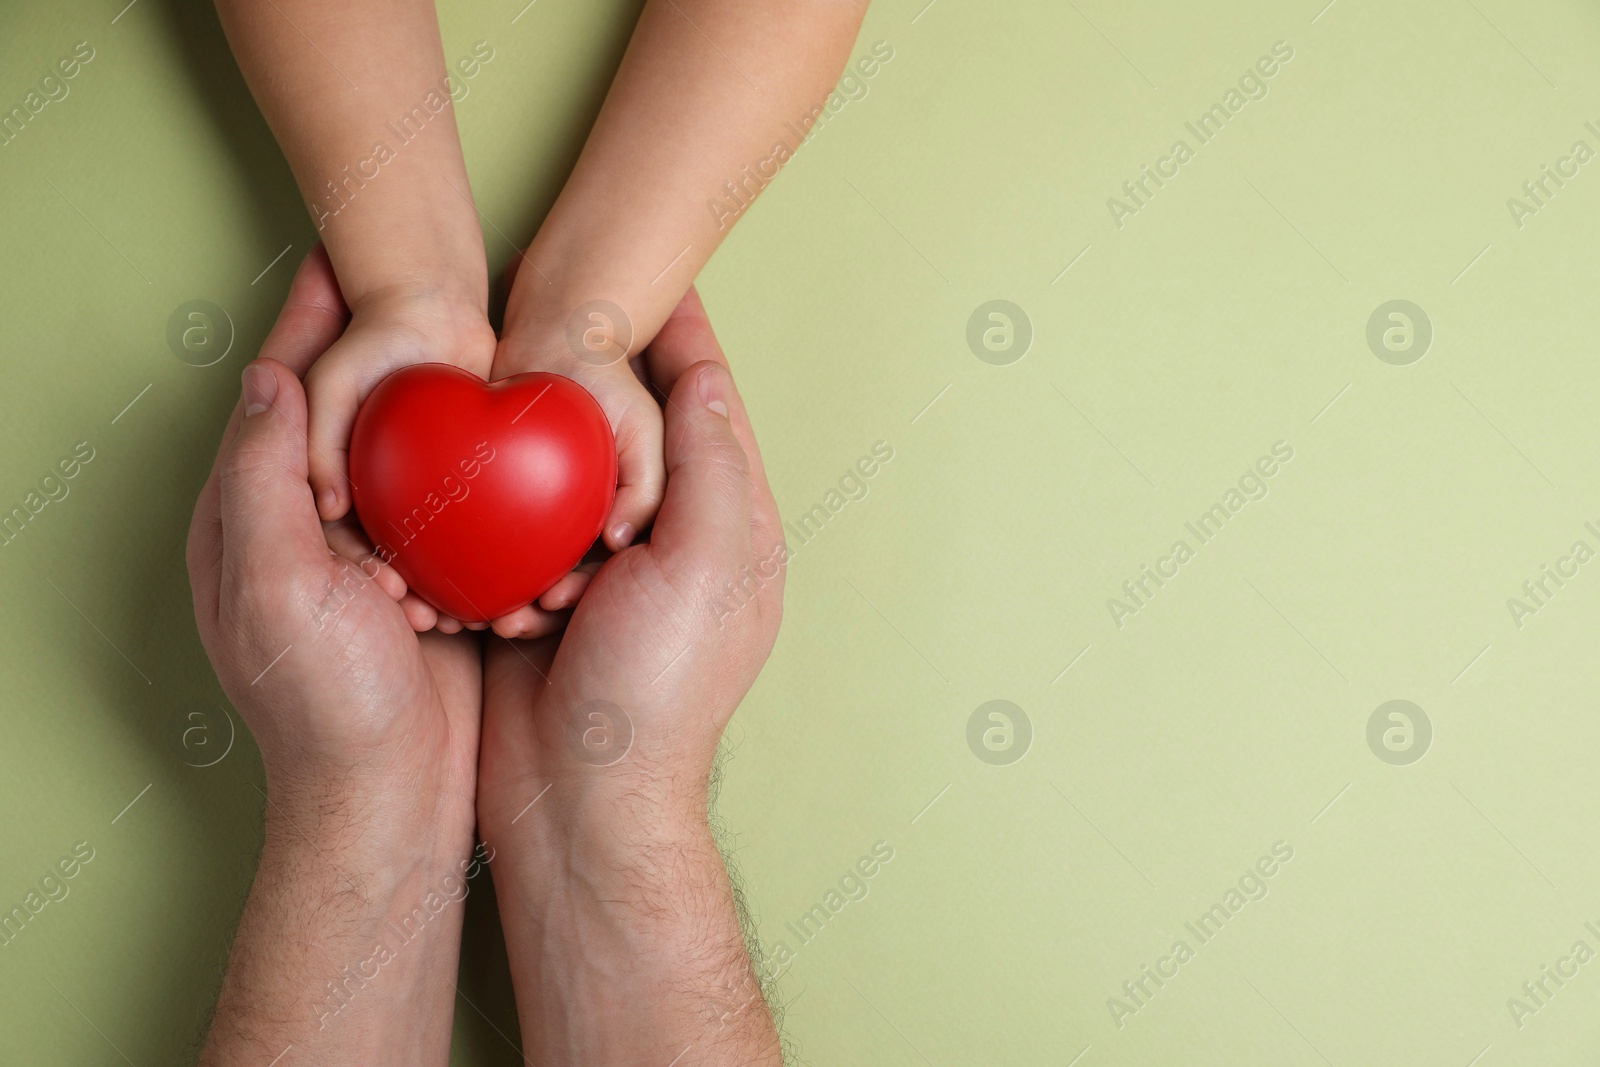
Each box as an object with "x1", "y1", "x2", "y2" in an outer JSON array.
[{"x1": 349, "y1": 364, "x2": 616, "y2": 622}]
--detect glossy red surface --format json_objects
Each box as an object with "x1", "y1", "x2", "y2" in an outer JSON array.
[{"x1": 349, "y1": 364, "x2": 617, "y2": 621}]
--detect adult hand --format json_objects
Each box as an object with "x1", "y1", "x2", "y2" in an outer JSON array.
[
  {"x1": 477, "y1": 287, "x2": 787, "y2": 1066},
  {"x1": 188, "y1": 247, "x2": 484, "y2": 1065},
  {"x1": 474, "y1": 251, "x2": 668, "y2": 639}
]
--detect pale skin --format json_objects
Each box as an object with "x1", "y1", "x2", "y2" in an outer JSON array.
[
  {"x1": 188, "y1": 250, "x2": 483, "y2": 1065},
  {"x1": 215, "y1": 0, "x2": 868, "y2": 635},
  {"x1": 192, "y1": 250, "x2": 787, "y2": 1065}
]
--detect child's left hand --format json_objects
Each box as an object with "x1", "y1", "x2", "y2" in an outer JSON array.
[{"x1": 478, "y1": 293, "x2": 668, "y2": 639}]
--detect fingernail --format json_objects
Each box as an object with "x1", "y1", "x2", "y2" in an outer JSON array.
[
  {"x1": 610, "y1": 522, "x2": 634, "y2": 546},
  {"x1": 319, "y1": 487, "x2": 339, "y2": 514},
  {"x1": 698, "y1": 366, "x2": 728, "y2": 417},
  {"x1": 242, "y1": 364, "x2": 277, "y2": 417}
]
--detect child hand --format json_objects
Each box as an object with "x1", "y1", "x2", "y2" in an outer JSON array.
[
  {"x1": 484, "y1": 273, "x2": 667, "y2": 638},
  {"x1": 296, "y1": 254, "x2": 500, "y2": 634},
  {"x1": 304, "y1": 286, "x2": 498, "y2": 523}
]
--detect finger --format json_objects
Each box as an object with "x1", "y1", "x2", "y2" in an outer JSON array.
[
  {"x1": 213, "y1": 247, "x2": 347, "y2": 464},
  {"x1": 604, "y1": 392, "x2": 667, "y2": 550},
  {"x1": 649, "y1": 360, "x2": 751, "y2": 571},
  {"x1": 537, "y1": 566, "x2": 597, "y2": 611},
  {"x1": 400, "y1": 592, "x2": 438, "y2": 632},
  {"x1": 187, "y1": 247, "x2": 348, "y2": 621},
  {"x1": 489, "y1": 606, "x2": 536, "y2": 639},
  {"x1": 489, "y1": 602, "x2": 570, "y2": 640},
  {"x1": 304, "y1": 309, "x2": 477, "y2": 522},
  {"x1": 644, "y1": 286, "x2": 724, "y2": 398},
  {"x1": 417, "y1": 629, "x2": 483, "y2": 764},
  {"x1": 712, "y1": 360, "x2": 785, "y2": 574},
  {"x1": 303, "y1": 355, "x2": 362, "y2": 522},
  {"x1": 218, "y1": 359, "x2": 330, "y2": 585},
  {"x1": 523, "y1": 609, "x2": 570, "y2": 640},
  {"x1": 322, "y1": 518, "x2": 407, "y2": 601},
  {"x1": 436, "y1": 609, "x2": 472, "y2": 632},
  {"x1": 418, "y1": 629, "x2": 482, "y2": 708},
  {"x1": 258, "y1": 245, "x2": 349, "y2": 379},
  {"x1": 247, "y1": 246, "x2": 350, "y2": 519},
  {"x1": 644, "y1": 289, "x2": 783, "y2": 565}
]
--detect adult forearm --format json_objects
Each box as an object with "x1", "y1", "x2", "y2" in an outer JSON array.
[
  {"x1": 214, "y1": 0, "x2": 487, "y2": 311},
  {"x1": 501, "y1": 0, "x2": 868, "y2": 361},
  {"x1": 201, "y1": 791, "x2": 481, "y2": 1065},
  {"x1": 489, "y1": 783, "x2": 781, "y2": 1066}
]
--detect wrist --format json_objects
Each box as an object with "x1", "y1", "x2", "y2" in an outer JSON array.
[
  {"x1": 255, "y1": 818, "x2": 480, "y2": 929},
  {"x1": 497, "y1": 252, "x2": 640, "y2": 375},
  {"x1": 501, "y1": 774, "x2": 708, "y2": 869},
  {"x1": 484, "y1": 754, "x2": 724, "y2": 920},
  {"x1": 343, "y1": 284, "x2": 498, "y2": 374},
  {"x1": 205, "y1": 813, "x2": 487, "y2": 1064},
  {"x1": 349, "y1": 281, "x2": 490, "y2": 340},
  {"x1": 262, "y1": 743, "x2": 479, "y2": 880},
  {"x1": 329, "y1": 244, "x2": 488, "y2": 318},
  {"x1": 262, "y1": 785, "x2": 476, "y2": 876},
  {"x1": 316, "y1": 170, "x2": 491, "y2": 320},
  {"x1": 486, "y1": 786, "x2": 779, "y2": 1064}
]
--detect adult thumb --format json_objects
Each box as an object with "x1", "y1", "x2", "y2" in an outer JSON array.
[
  {"x1": 650, "y1": 360, "x2": 753, "y2": 571},
  {"x1": 219, "y1": 359, "x2": 328, "y2": 579}
]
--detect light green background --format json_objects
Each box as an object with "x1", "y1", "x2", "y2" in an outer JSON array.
[{"x1": 4, "y1": 0, "x2": 1600, "y2": 1063}]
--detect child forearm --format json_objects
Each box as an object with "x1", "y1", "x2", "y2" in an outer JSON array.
[
  {"x1": 217, "y1": 0, "x2": 498, "y2": 528},
  {"x1": 214, "y1": 0, "x2": 488, "y2": 314},
  {"x1": 500, "y1": 0, "x2": 870, "y2": 360}
]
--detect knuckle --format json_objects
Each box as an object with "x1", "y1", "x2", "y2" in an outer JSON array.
[
  {"x1": 701, "y1": 436, "x2": 750, "y2": 483},
  {"x1": 222, "y1": 448, "x2": 294, "y2": 502}
]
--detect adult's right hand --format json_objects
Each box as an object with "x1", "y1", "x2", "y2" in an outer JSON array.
[{"x1": 477, "y1": 288, "x2": 787, "y2": 1066}]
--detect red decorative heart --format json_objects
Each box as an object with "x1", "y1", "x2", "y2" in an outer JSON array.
[{"x1": 349, "y1": 364, "x2": 616, "y2": 622}]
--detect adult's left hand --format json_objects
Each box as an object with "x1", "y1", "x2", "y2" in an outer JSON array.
[{"x1": 187, "y1": 247, "x2": 486, "y2": 1065}]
